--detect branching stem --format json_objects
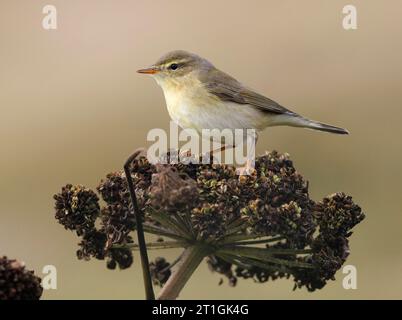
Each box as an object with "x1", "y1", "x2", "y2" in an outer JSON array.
[{"x1": 157, "y1": 245, "x2": 211, "y2": 300}]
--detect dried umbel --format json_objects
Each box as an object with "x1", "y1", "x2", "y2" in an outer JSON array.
[
  {"x1": 75, "y1": 230, "x2": 134, "y2": 270},
  {"x1": 55, "y1": 182, "x2": 134, "y2": 270},
  {"x1": 54, "y1": 150, "x2": 365, "y2": 298},
  {"x1": 54, "y1": 184, "x2": 100, "y2": 236},
  {"x1": 0, "y1": 257, "x2": 43, "y2": 300},
  {"x1": 150, "y1": 257, "x2": 171, "y2": 287},
  {"x1": 150, "y1": 164, "x2": 198, "y2": 212},
  {"x1": 207, "y1": 256, "x2": 237, "y2": 287}
]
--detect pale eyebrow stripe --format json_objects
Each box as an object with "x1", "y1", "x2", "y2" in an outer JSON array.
[{"x1": 162, "y1": 58, "x2": 189, "y2": 67}]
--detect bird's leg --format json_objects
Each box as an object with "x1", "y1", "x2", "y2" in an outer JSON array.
[
  {"x1": 236, "y1": 159, "x2": 256, "y2": 176},
  {"x1": 235, "y1": 131, "x2": 257, "y2": 177},
  {"x1": 178, "y1": 148, "x2": 193, "y2": 158},
  {"x1": 179, "y1": 144, "x2": 235, "y2": 164},
  {"x1": 203, "y1": 144, "x2": 235, "y2": 165},
  {"x1": 179, "y1": 147, "x2": 206, "y2": 164},
  {"x1": 209, "y1": 144, "x2": 234, "y2": 154}
]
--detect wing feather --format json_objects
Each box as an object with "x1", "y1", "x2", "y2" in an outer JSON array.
[{"x1": 202, "y1": 68, "x2": 295, "y2": 115}]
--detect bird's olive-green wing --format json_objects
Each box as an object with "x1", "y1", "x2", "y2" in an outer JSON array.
[{"x1": 202, "y1": 68, "x2": 295, "y2": 115}]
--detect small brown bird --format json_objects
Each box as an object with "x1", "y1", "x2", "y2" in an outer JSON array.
[{"x1": 138, "y1": 50, "x2": 348, "y2": 172}]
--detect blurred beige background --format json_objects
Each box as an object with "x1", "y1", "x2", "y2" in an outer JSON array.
[{"x1": 1, "y1": 0, "x2": 401, "y2": 299}]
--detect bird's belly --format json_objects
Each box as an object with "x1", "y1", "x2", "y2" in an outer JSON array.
[{"x1": 167, "y1": 99, "x2": 270, "y2": 134}]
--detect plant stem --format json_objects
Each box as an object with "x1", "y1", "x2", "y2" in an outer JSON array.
[
  {"x1": 218, "y1": 233, "x2": 261, "y2": 244},
  {"x1": 150, "y1": 209, "x2": 191, "y2": 239},
  {"x1": 157, "y1": 245, "x2": 210, "y2": 300},
  {"x1": 235, "y1": 236, "x2": 284, "y2": 246},
  {"x1": 143, "y1": 223, "x2": 185, "y2": 241},
  {"x1": 218, "y1": 246, "x2": 313, "y2": 268},
  {"x1": 114, "y1": 241, "x2": 186, "y2": 250},
  {"x1": 124, "y1": 149, "x2": 155, "y2": 300}
]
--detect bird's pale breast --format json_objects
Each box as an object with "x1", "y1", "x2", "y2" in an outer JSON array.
[{"x1": 160, "y1": 76, "x2": 272, "y2": 135}]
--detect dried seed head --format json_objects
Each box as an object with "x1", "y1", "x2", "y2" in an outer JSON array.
[
  {"x1": 55, "y1": 149, "x2": 365, "y2": 292},
  {"x1": 293, "y1": 236, "x2": 350, "y2": 291},
  {"x1": 315, "y1": 192, "x2": 365, "y2": 237},
  {"x1": 101, "y1": 204, "x2": 135, "y2": 245},
  {"x1": 97, "y1": 172, "x2": 129, "y2": 205},
  {"x1": 244, "y1": 200, "x2": 315, "y2": 249},
  {"x1": 76, "y1": 230, "x2": 107, "y2": 261},
  {"x1": 192, "y1": 203, "x2": 226, "y2": 240},
  {"x1": 207, "y1": 256, "x2": 237, "y2": 286},
  {"x1": 106, "y1": 247, "x2": 134, "y2": 270},
  {"x1": 150, "y1": 257, "x2": 171, "y2": 287},
  {"x1": 54, "y1": 184, "x2": 100, "y2": 236},
  {"x1": 150, "y1": 164, "x2": 198, "y2": 212},
  {"x1": 0, "y1": 256, "x2": 43, "y2": 300},
  {"x1": 76, "y1": 230, "x2": 134, "y2": 270}
]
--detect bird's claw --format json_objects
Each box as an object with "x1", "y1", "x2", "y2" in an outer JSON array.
[
  {"x1": 179, "y1": 149, "x2": 193, "y2": 159},
  {"x1": 236, "y1": 165, "x2": 256, "y2": 177}
]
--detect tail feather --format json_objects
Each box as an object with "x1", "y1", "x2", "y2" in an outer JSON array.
[
  {"x1": 286, "y1": 115, "x2": 349, "y2": 135},
  {"x1": 306, "y1": 120, "x2": 349, "y2": 135}
]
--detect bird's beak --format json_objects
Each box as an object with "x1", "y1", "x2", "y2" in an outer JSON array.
[{"x1": 137, "y1": 66, "x2": 159, "y2": 75}]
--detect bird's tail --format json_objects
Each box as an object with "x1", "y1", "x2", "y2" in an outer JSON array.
[
  {"x1": 288, "y1": 115, "x2": 349, "y2": 135},
  {"x1": 305, "y1": 119, "x2": 349, "y2": 134}
]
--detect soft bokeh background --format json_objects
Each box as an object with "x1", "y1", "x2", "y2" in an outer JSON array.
[{"x1": 1, "y1": 0, "x2": 401, "y2": 299}]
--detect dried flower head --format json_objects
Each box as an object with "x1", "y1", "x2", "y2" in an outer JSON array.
[
  {"x1": 0, "y1": 256, "x2": 43, "y2": 300},
  {"x1": 315, "y1": 192, "x2": 365, "y2": 237},
  {"x1": 106, "y1": 247, "x2": 134, "y2": 270},
  {"x1": 76, "y1": 230, "x2": 134, "y2": 270},
  {"x1": 150, "y1": 164, "x2": 198, "y2": 212},
  {"x1": 76, "y1": 230, "x2": 108, "y2": 261},
  {"x1": 207, "y1": 256, "x2": 237, "y2": 286},
  {"x1": 54, "y1": 184, "x2": 100, "y2": 236},
  {"x1": 97, "y1": 172, "x2": 129, "y2": 205},
  {"x1": 101, "y1": 204, "x2": 136, "y2": 245},
  {"x1": 55, "y1": 149, "x2": 365, "y2": 297},
  {"x1": 150, "y1": 257, "x2": 171, "y2": 287}
]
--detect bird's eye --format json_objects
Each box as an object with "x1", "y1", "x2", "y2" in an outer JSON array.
[{"x1": 169, "y1": 63, "x2": 179, "y2": 70}]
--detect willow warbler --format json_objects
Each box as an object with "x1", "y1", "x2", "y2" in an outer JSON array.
[{"x1": 138, "y1": 50, "x2": 348, "y2": 168}]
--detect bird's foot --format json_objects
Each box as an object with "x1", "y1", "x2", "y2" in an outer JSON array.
[
  {"x1": 178, "y1": 148, "x2": 206, "y2": 164},
  {"x1": 236, "y1": 162, "x2": 256, "y2": 177},
  {"x1": 179, "y1": 148, "x2": 193, "y2": 159}
]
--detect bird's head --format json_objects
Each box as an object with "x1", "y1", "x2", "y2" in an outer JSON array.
[{"x1": 137, "y1": 50, "x2": 213, "y2": 87}]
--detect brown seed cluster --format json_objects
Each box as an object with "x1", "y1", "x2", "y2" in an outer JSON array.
[
  {"x1": 149, "y1": 257, "x2": 171, "y2": 287},
  {"x1": 55, "y1": 181, "x2": 134, "y2": 270},
  {"x1": 54, "y1": 150, "x2": 365, "y2": 291},
  {"x1": 150, "y1": 164, "x2": 199, "y2": 212},
  {"x1": 0, "y1": 256, "x2": 43, "y2": 300},
  {"x1": 54, "y1": 184, "x2": 100, "y2": 236}
]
